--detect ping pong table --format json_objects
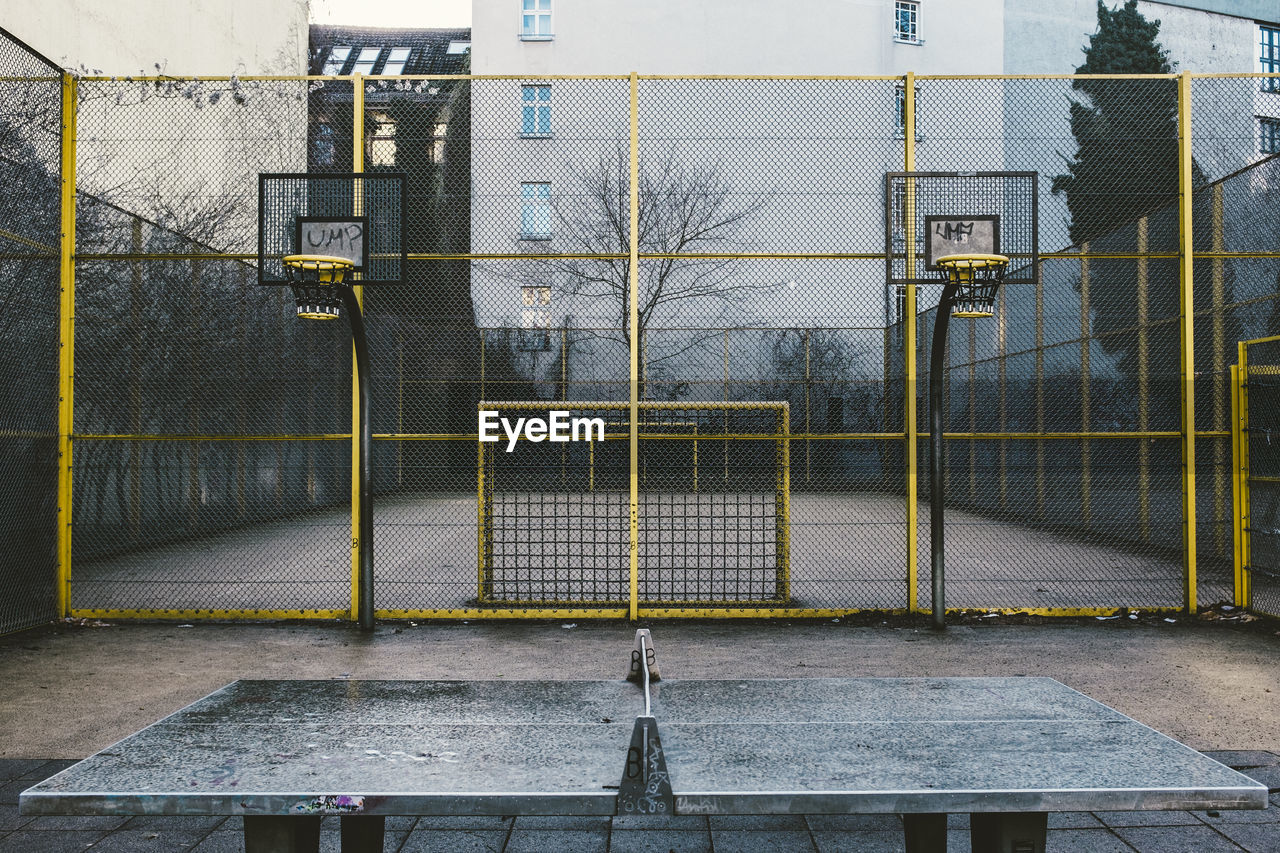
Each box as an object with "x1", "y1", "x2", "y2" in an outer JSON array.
[{"x1": 20, "y1": 630, "x2": 1268, "y2": 853}]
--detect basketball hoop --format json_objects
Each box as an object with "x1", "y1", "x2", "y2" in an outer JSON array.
[
  {"x1": 282, "y1": 254, "x2": 354, "y2": 320},
  {"x1": 934, "y1": 253, "x2": 1008, "y2": 318}
]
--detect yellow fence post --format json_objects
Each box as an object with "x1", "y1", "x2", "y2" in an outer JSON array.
[
  {"x1": 968, "y1": 320, "x2": 976, "y2": 502},
  {"x1": 903, "y1": 72, "x2": 919, "y2": 613},
  {"x1": 350, "y1": 72, "x2": 364, "y2": 622},
  {"x1": 628, "y1": 71, "x2": 641, "y2": 621},
  {"x1": 1230, "y1": 355, "x2": 1244, "y2": 608},
  {"x1": 1178, "y1": 70, "x2": 1197, "y2": 614},
  {"x1": 56, "y1": 72, "x2": 77, "y2": 618}
]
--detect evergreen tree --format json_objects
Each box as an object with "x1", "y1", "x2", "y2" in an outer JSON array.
[
  {"x1": 1052, "y1": 0, "x2": 1181, "y2": 246},
  {"x1": 1052, "y1": 0, "x2": 1219, "y2": 419}
]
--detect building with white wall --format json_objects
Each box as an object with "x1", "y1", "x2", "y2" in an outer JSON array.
[
  {"x1": 470, "y1": 0, "x2": 1280, "y2": 354},
  {"x1": 6, "y1": 0, "x2": 308, "y2": 75},
  {"x1": 6, "y1": 1, "x2": 312, "y2": 255}
]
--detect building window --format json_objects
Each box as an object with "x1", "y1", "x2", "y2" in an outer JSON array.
[
  {"x1": 447, "y1": 41, "x2": 471, "y2": 54},
  {"x1": 351, "y1": 47, "x2": 381, "y2": 75},
  {"x1": 369, "y1": 112, "x2": 396, "y2": 166},
  {"x1": 895, "y1": 85, "x2": 920, "y2": 137},
  {"x1": 890, "y1": 181, "x2": 907, "y2": 246},
  {"x1": 520, "y1": 182, "x2": 552, "y2": 239},
  {"x1": 520, "y1": 286, "x2": 552, "y2": 350},
  {"x1": 432, "y1": 122, "x2": 448, "y2": 162},
  {"x1": 1261, "y1": 117, "x2": 1280, "y2": 154},
  {"x1": 322, "y1": 46, "x2": 352, "y2": 75},
  {"x1": 382, "y1": 47, "x2": 411, "y2": 75},
  {"x1": 894, "y1": 1, "x2": 920, "y2": 44},
  {"x1": 1262, "y1": 26, "x2": 1280, "y2": 93},
  {"x1": 522, "y1": 85, "x2": 552, "y2": 136},
  {"x1": 522, "y1": 0, "x2": 553, "y2": 40}
]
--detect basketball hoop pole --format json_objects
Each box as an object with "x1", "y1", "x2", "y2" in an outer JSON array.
[
  {"x1": 928, "y1": 283, "x2": 957, "y2": 631},
  {"x1": 281, "y1": 255, "x2": 375, "y2": 632},
  {"x1": 342, "y1": 285, "x2": 375, "y2": 634},
  {"x1": 929, "y1": 255, "x2": 1007, "y2": 630}
]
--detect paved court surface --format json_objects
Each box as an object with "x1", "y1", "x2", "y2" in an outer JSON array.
[
  {"x1": 68, "y1": 492, "x2": 1233, "y2": 613},
  {"x1": 3, "y1": 754, "x2": 1278, "y2": 851},
  {"x1": 2, "y1": 618, "x2": 1278, "y2": 851}
]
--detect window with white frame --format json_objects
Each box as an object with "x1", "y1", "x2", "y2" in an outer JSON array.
[
  {"x1": 520, "y1": 286, "x2": 552, "y2": 351},
  {"x1": 894, "y1": 84, "x2": 920, "y2": 137},
  {"x1": 1262, "y1": 25, "x2": 1280, "y2": 94},
  {"x1": 1261, "y1": 117, "x2": 1280, "y2": 154},
  {"x1": 894, "y1": 1, "x2": 920, "y2": 44},
  {"x1": 351, "y1": 47, "x2": 381, "y2": 74},
  {"x1": 369, "y1": 111, "x2": 396, "y2": 166},
  {"x1": 522, "y1": 85, "x2": 552, "y2": 135},
  {"x1": 522, "y1": 0, "x2": 553, "y2": 39},
  {"x1": 322, "y1": 46, "x2": 352, "y2": 74},
  {"x1": 890, "y1": 181, "x2": 907, "y2": 250},
  {"x1": 382, "y1": 47, "x2": 411, "y2": 75},
  {"x1": 520, "y1": 182, "x2": 552, "y2": 239}
]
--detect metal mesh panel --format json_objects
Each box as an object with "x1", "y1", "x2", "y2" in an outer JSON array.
[
  {"x1": 1245, "y1": 339, "x2": 1280, "y2": 618},
  {"x1": 0, "y1": 28, "x2": 60, "y2": 633},
  {"x1": 638, "y1": 78, "x2": 899, "y2": 256},
  {"x1": 905, "y1": 76, "x2": 1200, "y2": 612},
  {"x1": 0, "y1": 71, "x2": 1270, "y2": 619},
  {"x1": 65, "y1": 76, "x2": 355, "y2": 615}
]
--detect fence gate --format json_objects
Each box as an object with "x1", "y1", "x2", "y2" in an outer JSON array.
[{"x1": 1236, "y1": 337, "x2": 1280, "y2": 618}]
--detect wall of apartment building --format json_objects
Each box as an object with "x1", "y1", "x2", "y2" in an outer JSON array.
[
  {"x1": 1004, "y1": 0, "x2": 1279, "y2": 248},
  {"x1": 8, "y1": 2, "x2": 311, "y2": 254},
  {"x1": 1003, "y1": 1, "x2": 1257, "y2": 76},
  {"x1": 470, "y1": 0, "x2": 1006, "y2": 394},
  {"x1": 7, "y1": 0, "x2": 308, "y2": 75},
  {"x1": 472, "y1": 0, "x2": 1004, "y2": 77}
]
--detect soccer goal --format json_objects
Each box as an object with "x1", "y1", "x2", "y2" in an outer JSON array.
[{"x1": 477, "y1": 401, "x2": 790, "y2": 607}]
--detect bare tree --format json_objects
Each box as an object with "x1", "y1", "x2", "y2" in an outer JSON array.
[{"x1": 515, "y1": 147, "x2": 777, "y2": 396}]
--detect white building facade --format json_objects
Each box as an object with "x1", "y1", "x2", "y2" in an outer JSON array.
[
  {"x1": 6, "y1": 0, "x2": 308, "y2": 76},
  {"x1": 470, "y1": 0, "x2": 1280, "y2": 347}
]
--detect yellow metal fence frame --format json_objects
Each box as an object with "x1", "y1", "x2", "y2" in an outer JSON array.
[
  {"x1": 1235, "y1": 336, "x2": 1280, "y2": 618},
  {"x1": 56, "y1": 71, "x2": 1272, "y2": 621}
]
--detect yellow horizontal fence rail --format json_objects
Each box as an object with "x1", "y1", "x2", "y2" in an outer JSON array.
[
  {"x1": 70, "y1": 608, "x2": 350, "y2": 620},
  {"x1": 75, "y1": 434, "x2": 352, "y2": 441}
]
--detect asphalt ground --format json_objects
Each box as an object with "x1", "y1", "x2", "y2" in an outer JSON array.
[{"x1": 1, "y1": 615, "x2": 1277, "y2": 851}]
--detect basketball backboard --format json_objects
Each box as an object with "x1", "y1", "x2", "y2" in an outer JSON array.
[
  {"x1": 885, "y1": 171, "x2": 1037, "y2": 285},
  {"x1": 924, "y1": 215, "x2": 999, "y2": 269},
  {"x1": 258, "y1": 172, "x2": 406, "y2": 286}
]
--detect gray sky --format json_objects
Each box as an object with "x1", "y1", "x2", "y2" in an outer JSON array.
[{"x1": 309, "y1": 0, "x2": 471, "y2": 28}]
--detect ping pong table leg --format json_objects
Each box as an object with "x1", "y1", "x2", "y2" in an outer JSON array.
[
  {"x1": 902, "y1": 812, "x2": 947, "y2": 852},
  {"x1": 340, "y1": 815, "x2": 386, "y2": 852},
  {"x1": 243, "y1": 815, "x2": 321, "y2": 853},
  {"x1": 969, "y1": 812, "x2": 1047, "y2": 853}
]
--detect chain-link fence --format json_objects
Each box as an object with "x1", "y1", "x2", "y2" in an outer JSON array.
[
  {"x1": 0, "y1": 28, "x2": 61, "y2": 634},
  {"x1": 1240, "y1": 337, "x2": 1280, "y2": 619},
  {"x1": 10, "y1": 70, "x2": 1277, "y2": 622}
]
